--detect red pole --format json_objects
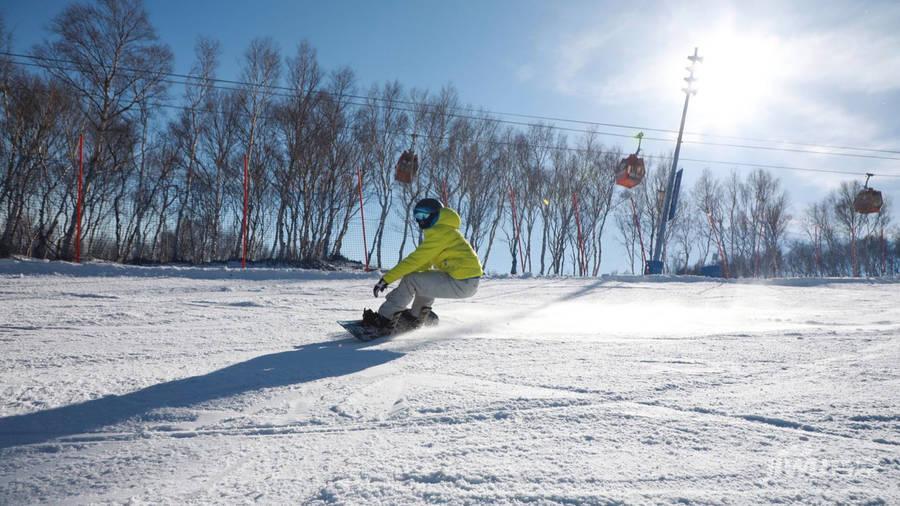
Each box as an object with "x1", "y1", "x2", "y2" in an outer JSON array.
[
  {"x1": 441, "y1": 178, "x2": 449, "y2": 205},
  {"x1": 357, "y1": 168, "x2": 370, "y2": 271},
  {"x1": 242, "y1": 153, "x2": 249, "y2": 270},
  {"x1": 509, "y1": 189, "x2": 526, "y2": 274},
  {"x1": 75, "y1": 134, "x2": 83, "y2": 263},
  {"x1": 572, "y1": 192, "x2": 587, "y2": 275}
]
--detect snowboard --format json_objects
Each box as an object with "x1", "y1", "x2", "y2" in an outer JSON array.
[
  {"x1": 337, "y1": 319, "x2": 390, "y2": 342},
  {"x1": 338, "y1": 311, "x2": 439, "y2": 342}
]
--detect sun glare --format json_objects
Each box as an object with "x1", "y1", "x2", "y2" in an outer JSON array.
[{"x1": 688, "y1": 29, "x2": 787, "y2": 131}]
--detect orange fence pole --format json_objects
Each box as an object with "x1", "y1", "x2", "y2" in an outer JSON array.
[
  {"x1": 75, "y1": 134, "x2": 83, "y2": 263},
  {"x1": 357, "y1": 168, "x2": 370, "y2": 271},
  {"x1": 242, "y1": 153, "x2": 249, "y2": 270}
]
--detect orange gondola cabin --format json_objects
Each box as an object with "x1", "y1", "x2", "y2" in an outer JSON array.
[
  {"x1": 854, "y1": 174, "x2": 883, "y2": 214},
  {"x1": 394, "y1": 148, "x2": 418, "y2": 184},
  {"x1": 616, "y1": 153, "x2": 646, "y2": 188},
  {"x1": 615, "y1": 132, "x2": 646, "y2": 188}
]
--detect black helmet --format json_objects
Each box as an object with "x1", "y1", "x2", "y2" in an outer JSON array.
[{"x1": 413, "y1": 198, "x2": 443, "y2": 229}]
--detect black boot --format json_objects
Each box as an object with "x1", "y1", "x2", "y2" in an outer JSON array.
[
  {"x1": 418, "y1": 306, "x2": 439, "y2": 327},
  {"x1": 395, "y1": 307, "x2": 439, "y2": 331},
  {"x1": 362, "y1": 308, "x2": 397, "y2": 335},
  {"x1": 395, "y1": 310, "x2": 422, "y2": 332}
]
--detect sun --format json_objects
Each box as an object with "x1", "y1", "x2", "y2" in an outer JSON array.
[{"x1": 688, "y1": 29, "x2": 788, "y2": 132}]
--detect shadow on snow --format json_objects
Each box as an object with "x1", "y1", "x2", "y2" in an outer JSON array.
[{"x1": 0, "y1": 339, "x2": 402, "y2": 449}]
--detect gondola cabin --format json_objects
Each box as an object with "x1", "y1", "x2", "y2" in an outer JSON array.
[
  {"x1": 395, "y1": 149, "x2": 418, "y2": 184},
  {"x1": 615, "y1": 153, "x2": 646, "y2": 188},
  {"x1": 854, "y1": 173, "x2": 883, "y2": 214},
  {"x1": 854, "y1": 187, "x2": 883, "y2": 214}
]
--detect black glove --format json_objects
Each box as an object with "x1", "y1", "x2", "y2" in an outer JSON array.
[{"x1": 373, "y1": 278, "x2": 389, "y2": 297}]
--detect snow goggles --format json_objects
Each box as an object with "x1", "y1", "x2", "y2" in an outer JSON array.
[{"x1": 413, "y1": 208, "x2": 439, "y2": 229}]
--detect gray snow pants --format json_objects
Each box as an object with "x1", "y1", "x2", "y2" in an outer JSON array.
[{"x1": 378, "y1": 271, "x2": 480, "y2": 318}]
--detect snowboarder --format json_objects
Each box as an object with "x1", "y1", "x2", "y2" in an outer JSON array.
[{"x1": 362, "y1": 198, "x2": 483, "y2": 334}]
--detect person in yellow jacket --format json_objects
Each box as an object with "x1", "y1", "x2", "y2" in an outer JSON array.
[{"x1": 363, "y1": 198, "x2": 483, "y2": 332}]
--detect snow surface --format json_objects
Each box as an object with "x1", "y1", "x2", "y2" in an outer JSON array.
[{"x1": 0, "y1": 258, "x2": 898, "y2": 504}]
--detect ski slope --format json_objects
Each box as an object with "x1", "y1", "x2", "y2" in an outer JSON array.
[{"x1": 1, "y1": 259, "x2": 898, "y2": 504}]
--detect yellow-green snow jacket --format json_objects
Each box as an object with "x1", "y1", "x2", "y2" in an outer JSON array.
[{"x1": 382, "y1": 208, "x2": 484, "y2": 284}]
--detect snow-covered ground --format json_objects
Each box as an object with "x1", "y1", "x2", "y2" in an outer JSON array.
[{"x1": 1, "y1": 259, "x2": 898, "y2": 505}]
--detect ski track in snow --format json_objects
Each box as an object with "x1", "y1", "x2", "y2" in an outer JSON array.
[{"x1": 0, "y1": 259, "x2": 898, "y2": 504}]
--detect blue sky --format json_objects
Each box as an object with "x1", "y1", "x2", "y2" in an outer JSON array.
[{"x1": 4, "y1": 0, "x2": 900, "y2": 273}]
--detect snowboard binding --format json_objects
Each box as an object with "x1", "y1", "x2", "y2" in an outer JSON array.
[
  {"x1": 394, "y1": 307, "x2": 439, "y2": 333},
  {"x1": 340, "y1": 308, "x2": 441, "y2": 342}
]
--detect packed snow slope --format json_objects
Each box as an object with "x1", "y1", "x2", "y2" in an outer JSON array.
[{"x1": 0, "y1": 259, "x2": 898, "y2": 505}]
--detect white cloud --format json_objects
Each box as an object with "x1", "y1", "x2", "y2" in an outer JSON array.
[
  {"x1": 519, "y1": 2, "x2": 900, "y2": 199},
  {"x1": 533, "y1": 2, "x2": 900, "y2": 158},
  {"x1": 772, "y1": 94, "x2": 880, "y2": 146},
  {"x1": 546, "y1": 9, "x2": 644, "y2": 99},
  {"x1": 778, "y1": 22, "x2": 900, "y2": 94},
  {"x1": 543, "y1": 2, "x2": 900, "y2": 102}
]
